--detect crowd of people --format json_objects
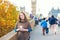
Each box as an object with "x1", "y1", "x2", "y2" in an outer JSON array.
[
  {"x1": 38, "y1": 15, "x2": 58, "y2": 35},
  {"x1": 33, "y1": 14, "x2": 59, "y2": 36},
  {"x1": 14, "y1": 12, "x2": 59, "y2": 40}
]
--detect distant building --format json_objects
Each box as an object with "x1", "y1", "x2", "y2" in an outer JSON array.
[
  {"x1": 20, "y1": 7, "x2": 25, "y2": 12},
  {"x1": 31, "y1": 0, "x2": 36, "y2": 15},
  {"x1": 49, "y1": 8, "x2": 60, "y2": 18}
]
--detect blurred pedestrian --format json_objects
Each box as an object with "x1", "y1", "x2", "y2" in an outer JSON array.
[
  {"x1": 34, "y1": 16, "x2": 38, "y2": 26},
  {"x1": 46, "y1": 20, "x2": 50, "y2": 34},
  {"x1": 40, "y1": 18, "x2": 47, "y2": 35},
  {"x1": 49, "y1": 15, "x2": 58, "y2": 35}
]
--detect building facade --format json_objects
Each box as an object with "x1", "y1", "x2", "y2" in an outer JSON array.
[
  {"x1": 49, "y1": 8, "x2": 60, "y2": 18},
  {"x1": 31, "y1": 0, "x2": 36, "y2": 15}
]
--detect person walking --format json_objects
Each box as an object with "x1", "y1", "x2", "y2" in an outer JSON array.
[
  {"x1": 14, "y1": 12, "x2": 32, "y2": 40},
  {"x1": 34, "y1": 16, "x2": 38, "y2": 26},
  {"x1": 46, "y1": 20, "x2": 50, "y2": 34},
  {"x1": 49, "y1": 15, "x2": 58, "y2": 35},
  {"x1": 40, "y1": 18, "x2": 47, "y2": 35}
]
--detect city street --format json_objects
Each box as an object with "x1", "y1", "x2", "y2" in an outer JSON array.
[{"x1": 30, "y1": 25, "x2": 60, "y2": 40}]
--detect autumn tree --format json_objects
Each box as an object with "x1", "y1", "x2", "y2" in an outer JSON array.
[{"x1": 0, "y1": 0, "x2": 19, "y2": 37}]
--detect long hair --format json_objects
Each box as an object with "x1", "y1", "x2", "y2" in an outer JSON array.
[{"x1": 19, "y1": 12, "x2": 28, "y2": 22}]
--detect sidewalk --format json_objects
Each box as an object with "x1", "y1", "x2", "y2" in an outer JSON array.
[{"x1": 30, "y1": 25, "x2": 60, "y2": 40}]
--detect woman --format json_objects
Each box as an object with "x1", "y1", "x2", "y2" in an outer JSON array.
[
  {"x1": 50, "y1": 15, "x2": 58, "y2": 35},
  {"x1": 15, "y1": 12, "x2": 32, "y2": 40}
]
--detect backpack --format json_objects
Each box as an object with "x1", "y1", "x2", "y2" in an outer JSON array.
[{"x1": 41, "y1": 20, "x2": 47, "y2": 28}]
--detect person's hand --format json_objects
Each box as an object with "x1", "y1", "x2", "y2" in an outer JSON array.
[
  {"x1": 18, "y1": 26, "x2": 28, "y2": 31},
  {"x1": 19, "y1": 26, "x2": 23, "y2": 29},
  {"x1": 16, "y1": 29, "x2": 20, "y2": 31},
  {"x1": 20, "y1": 28, "x2": 28, "y2": 31}
]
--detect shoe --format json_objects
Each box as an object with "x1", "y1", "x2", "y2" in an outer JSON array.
[
  {"x1": 46, "y1": 33, "x2": 48, "y2": 34},
  {"x1": 43, "y1": 33, "x2": 45, "y2": 36}
]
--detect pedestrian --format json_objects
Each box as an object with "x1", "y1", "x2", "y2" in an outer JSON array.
[
  {"x1": 49, "y1": 15, "x2": 58, "y2": 35},
  {"x1": 14, "y1": 12, "x2": 32, "y2": 40},
  {"x1": 48, "y1": 14, "x2": 52, "y2": 27},
  {"x1": 46, "y1": 20, "x2": 50, "y2": 34},
  {"x1": 34, "y1": 16, "x2": 38, "y2": 26},
  {"x1": 38, "y1": 16, "x2": 42, "y2": 22},
  {"x1": 40, "y1": 18, "x2": 47, "y2": 35}
]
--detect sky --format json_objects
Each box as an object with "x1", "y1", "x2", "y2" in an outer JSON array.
[
  {"x1": 37, "y1": 0, "x2": 60, "y2": 17},
  {"x1": 8, "y1": 0, "x2": 60, "y2": 17},
  {"x1": 8, "y1": 0, "x2": 31, "y2": 14}
]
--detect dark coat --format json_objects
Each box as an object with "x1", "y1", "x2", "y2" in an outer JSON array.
[{"x1": 48, "y1": 17, "x2": 58, "y2": 25}]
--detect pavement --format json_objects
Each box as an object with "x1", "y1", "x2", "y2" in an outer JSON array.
[{"x1": 30, "y1": 24, "x2": 60, "y2": 40}]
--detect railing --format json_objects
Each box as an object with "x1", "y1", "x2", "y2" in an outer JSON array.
[{"x1": 0, "y1": 19, "x2": 35, "y2": 40}]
